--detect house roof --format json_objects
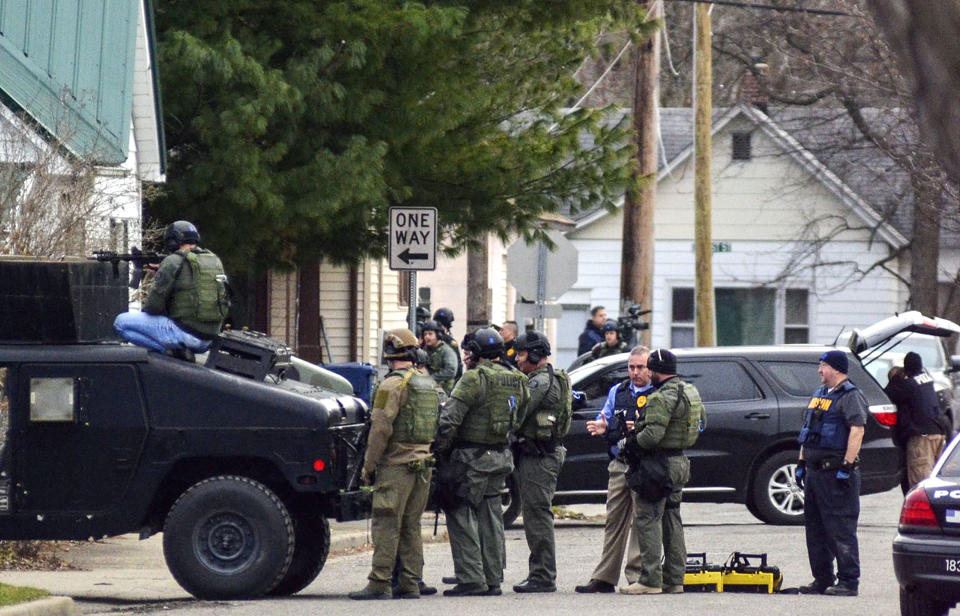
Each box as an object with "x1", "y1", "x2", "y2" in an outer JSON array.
[
  {"x1": 570, "y1": 103, "x2": 941, "y2": 250},
  {"x1": 0, "y1": 0, "x2": 162, "y2": 168}
]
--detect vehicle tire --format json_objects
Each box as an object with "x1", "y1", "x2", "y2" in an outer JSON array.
[
  {"x1": 162, "y1": 475, "x2": 295, "y2": 600},
  {"x1": 502, "y1": 472, "x2": 521, "y2": 528},
  {"x1": 268, "y1": 512, "x2": 330, "y2": 596},
  {"x1": 749, "y1": 450, "x2": 805, "y2": 526},
  {"x1": 900, "y1": 586, "x2": 951, "y2": 616}
]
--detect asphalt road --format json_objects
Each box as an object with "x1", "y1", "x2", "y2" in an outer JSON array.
[{"x1": 76, "y1": 489, "x2": 907, "y2": 616}]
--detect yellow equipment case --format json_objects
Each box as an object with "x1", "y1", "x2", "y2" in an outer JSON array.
[
  {"x1": 721, "y1": 552, "x2": 783, "y2": 593},
  {"x1": 683, "y1": 553, "x2": 724, "y2": 592}
]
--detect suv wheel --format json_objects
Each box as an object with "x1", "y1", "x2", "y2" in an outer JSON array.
[
  {"x1": 749, "y1": 451, "x2": 805, "y2": 525},
  {"x1": 900, "y1": 586, "x2": 951, "y2": 616},
  {"x1": 162, "y1": 475, "x2": 295, "y2": 599},
  {"x1": 502, "y1": 472, "x2": 521, "y2": 528},
  {"x1": 268, "y1": 512, "x2": 330, "y2": 596}
]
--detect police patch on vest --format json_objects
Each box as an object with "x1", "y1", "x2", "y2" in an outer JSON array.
[
  {"x1": 808, "y1": 397, "x2": 833, "y2": 411},
  {"x1": 637, "y1": 395, "x2": 647, "y2": 408}
]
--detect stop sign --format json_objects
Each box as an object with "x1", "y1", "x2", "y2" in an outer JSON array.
[{"x1": 506, "y1": 230, "x2": 579, "y2": 300}]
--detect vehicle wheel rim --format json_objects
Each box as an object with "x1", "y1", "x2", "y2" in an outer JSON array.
[
  {"x1": 767, "y1": 463, "x2": 805, "y2": 516},
  {"x1": 195, "y1": 512, "x2": 258, "y2": 574}
]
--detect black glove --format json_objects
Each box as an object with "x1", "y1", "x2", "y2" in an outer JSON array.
[
  {"x1": 836, "y1": 459, "x2": 853, "y2": 485},
  {"x1": 794, "y1": 459, "x2": 806, "y2": 489}
]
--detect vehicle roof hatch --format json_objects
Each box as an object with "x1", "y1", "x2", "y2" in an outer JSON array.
[{"x1": 846, "y1": 311, "x2": 960, "y2": 354}]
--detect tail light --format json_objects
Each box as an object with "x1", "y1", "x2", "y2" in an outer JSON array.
[
  {"x1": 899, "y1": 487, "x2": 940, "y2": 531},
  {"x1": 869, "y1": 403, "x2": 897, "y2": 427}
]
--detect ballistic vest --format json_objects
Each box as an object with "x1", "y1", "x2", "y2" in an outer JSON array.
[
  {"x1": 911, "y1": 372, "x2": 944, "y2": 434},
  {"x1": 655, "y1": 378, "x2": 706, "y2": 450},
  {"x1": 798, "y1": 382, "x2": 856, "y2": 451},
  {"x1": 518, "y1": 365, "x2": 572, "y2": 441},
  {"x1": 614, "y1": 379, "x2": 650, "y2": 422},
  {"x1": 168, "y1": 249, "x2": 229, "y2": 335},
  {"x1": 458, "y1": 361, "x2": 527, "y2": 445},
  {"x1": 389, "y1": 368, "x2": 440, "y2": 444}
]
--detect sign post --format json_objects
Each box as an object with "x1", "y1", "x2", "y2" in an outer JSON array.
[{"x1": 389, "y1": 207, "x2": 438, "y2": 331}]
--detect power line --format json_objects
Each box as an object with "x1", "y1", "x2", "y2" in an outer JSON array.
[{"x1": 664, "y1": 0, "x2": 853, "y2": 16}]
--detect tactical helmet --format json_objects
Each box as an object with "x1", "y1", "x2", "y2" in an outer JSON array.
[
  {"x1": 383, "y1": 328, "x2": 419, "y2": 360},
  {"x1": 413, "y1": 347, "x2": 429, "y2": 366},
  {"x1": 415, "y1": 305, "x2": 431, "y2": 322},
  {"x1": 433, "y1": 308, "x2": 454, "y2": 329},
  {"x1": 601, "y1": 319, "x2": 618, "y2": 333},
  {"x1": 421, "y1": 320, "x2": 444, "y2": 334},
  {"x1": 465, "y1": 327, "x2": 504, "y2": 359},
  {"x1": 164, "y1": 220, "x2": 201, "y2": 253},
  {"x1": 515, "y1": 330, "x2": 551, "y2": 364}
]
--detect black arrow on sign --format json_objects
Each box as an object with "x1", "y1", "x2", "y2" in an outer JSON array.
[{"x1": 399, "y1": 248, "x2": 428, "y2": 264}]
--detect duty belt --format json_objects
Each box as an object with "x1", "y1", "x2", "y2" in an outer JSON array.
[
  {"x1": 813, "y1": 456, "x2": 859, "y2": 472},
  {"x1": 453, "y1": 440, "x2": 508, "y2": 453}
]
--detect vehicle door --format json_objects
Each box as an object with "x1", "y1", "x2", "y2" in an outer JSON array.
[
  {"x1": 558, "y1": 361, "x2": 629, "y2": 493},
  {"x1": 13, "y1": 363, "x2": 148, "y2": 512},
  {"x1": 681, "y1": 359, "x2": 775, "y2": 492}
]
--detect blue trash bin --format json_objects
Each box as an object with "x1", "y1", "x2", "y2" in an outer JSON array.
[{"x1": 322, "y1": 362, "x2": 377, "y2": 404}]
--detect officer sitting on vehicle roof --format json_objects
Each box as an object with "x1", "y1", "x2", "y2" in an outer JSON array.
[{"x1": 114, "y1": 221, "x2": 229, "y2": 360}]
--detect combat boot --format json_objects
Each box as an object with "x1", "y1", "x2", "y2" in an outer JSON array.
[
  {"x1": 349, "y1": 584, "x2": 391, "y2": 600},
  {"x1": 619, "y1": 582, "x2": 662, "y2": 594},
  {"x1": 443, "y1": 583, "x2": 488, "y2": 597}
]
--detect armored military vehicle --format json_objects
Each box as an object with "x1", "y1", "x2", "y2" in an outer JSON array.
[{"x1": 0, "y1": 258, "x2": 370, "y2": 599}]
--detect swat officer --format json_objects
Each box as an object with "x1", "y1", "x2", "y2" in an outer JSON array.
[
  {"x1": 590, "y1": 320, "x2": 629, "y2": 360},
  {"x1": 422, "y1": 320, "x2": 459, "y2": 394},
  {"x1": 433, "y1": 308, "x2": 464, "y2": 376},
  {"x1": 887, "y1": 352, "x2": 948, "y2": 490},
  {"x1": 433, "y1": 327, "x2": 529, "y2": 597},
  {"x1": 511, "y1": 331, "x2": 572, "y2": 593},
  {"x1": 575, "y1": 346, "x2": 652, "y2": 593},
  {"x1": 619, "y1": 349, "x2": 705, "y2": 595},
  {"x1": 795, "y1": 349, "x2": 866, "y2": 597},
  {"x1": 350, "y1": 329, "x2": 441, "y2": 600},
  {"x1": 114, "y1": 221, "x2": 229, "y2": 359}
]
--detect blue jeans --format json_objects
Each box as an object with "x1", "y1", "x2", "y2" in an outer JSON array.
[
  {"x1": 804, "y1": 467, "x2": 861, "y2": 588},
  {"x1": 113, "y1": 312, "x2": 210, "y2": 353}
]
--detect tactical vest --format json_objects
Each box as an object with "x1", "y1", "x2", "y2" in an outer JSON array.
[
  {"x1": 168, "y1": 249, "x2": 229, "y2": 328},
  {"x1": 518, "y1": 365, "x2": 572, "y2": 441},
  {"x1": 912, "y1": 373, "x2": 943, "y2": 431},
  {"x1": 614, "y1": 379, "x2": 650, "y2": 422},
  {"x1": 389, "y1": 368, "x2": 440, "y2": 444},
  {"x1": 458, "y1": 362, "x2": 526, "y2": 445},
  {"x1": 798, "y1": 382, "x2": 856, "y2": 451},
  {"x1": 656, "y1": 379, "x2": 706, "y2": 450}
]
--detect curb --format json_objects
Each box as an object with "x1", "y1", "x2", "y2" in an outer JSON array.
[{"x1": 0, "y1": 597, "x2": 74, "y2": 616}]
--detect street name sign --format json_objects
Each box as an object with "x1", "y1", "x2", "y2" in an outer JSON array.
[{"x1": 389, "y1": 207, "x2": 437, "y2": 271}]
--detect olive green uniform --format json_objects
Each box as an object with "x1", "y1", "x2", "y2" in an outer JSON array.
[
  {"x1": 434, "y1": 359, "x2": 529, "y2": 589},
  {"x1": 592, "y1": 340, "x2": 628, "y2": 360},
  {"x1": 630, "y1": 377, "x2": 706, "y2": 589},
  {"x1": 515, "y1": 364, "x2": 572, "y2": 585},
  {"x1": 143, "y1": 248, "x2": 228, "y2": 338},
  {"x1": 361, "y1": 367, "x2": 440, "y2": 594},
  {"x1": 426, "y1": 341, "x2": 459, "y2": 394}
]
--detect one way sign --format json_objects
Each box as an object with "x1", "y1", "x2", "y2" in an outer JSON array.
[{"x1": 388, "y1": 207, "x2": 437, "y2": 271}]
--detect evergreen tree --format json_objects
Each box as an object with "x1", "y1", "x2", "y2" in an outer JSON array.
[{"x1": 152, "y1": 0, "x2": 648, "y2": 269}]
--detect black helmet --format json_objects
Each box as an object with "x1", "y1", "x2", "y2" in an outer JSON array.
[
  {"x1": 421, "y1": 320, "x2": 444, "y2": 334},
  {"x1": 415, "y1": 305, "x2": 431, "y2": 322},
  {"x1": 601, "y1": 319, "x2": 618, "y2": 332},
  {"x1": 165, "y1": 220, "x2": 200, "y2": 252},
  {"x1": 466, "y1": 327, "x2": 504, "y2": 359},
  {"x1": 413, "y1": 348, "x2": 429, "y2": 366},
  {"x1": 515, "y1": 330, "x2": 551, "y2": 363},
  {"x1": 433, "y1": 308, "x2": 454, "y2": 329}
]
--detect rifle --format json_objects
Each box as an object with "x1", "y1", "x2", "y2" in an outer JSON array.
[{"x1": 91, "y1": 247, "x2": 163, "y2": 289}]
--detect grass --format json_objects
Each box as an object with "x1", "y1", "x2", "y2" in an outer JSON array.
[{"x1": 0, "y1": 582, "x2": 48, "y2": 606}]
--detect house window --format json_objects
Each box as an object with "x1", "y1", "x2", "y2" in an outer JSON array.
[
  {"x1": 732, "y1": 132, "x2": 752, "y2": 161},
  {"x1": 670, "y1": 286, "x2": 810, "y2": 346},
  {"x1": 784, "y1": 288, "x2": 809, "y2": 343},
  {"x1": 398, "y1": 271, "x2": 411, "y2": 307}
]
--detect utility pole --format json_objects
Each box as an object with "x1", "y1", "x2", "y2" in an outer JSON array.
[
  {"x1": 694, "y1": 3, "x2": 715, "y2": 346},
  {"x1": 620, "y1": 0, "x2": 661, "y2": 346}
]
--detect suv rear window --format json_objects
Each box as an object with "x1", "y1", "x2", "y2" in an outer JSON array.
[{"x1": 681, "y1": 361, "x2": 762, "y2": 402}]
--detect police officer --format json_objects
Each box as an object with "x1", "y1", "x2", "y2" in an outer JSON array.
[
  {"x1": 114, "y1": 221, "x2": 229, "y2": 359},
  {"x1": 433, "y1": 308, "x2": 464, "y2": 378},
  {"x1": 575, "y1": 346, "x2": 652, "y2": 593},
  {"x1": 887, "y1": 352, "x2": 948, "y2": 491},
  {"x1": 511, "y1": 331, "x2": 572, "y2": 593},
  {"x1": 422, "y1": 320, "x2": 459, "y2": 394},
  {"x1": 795, "y1": 349, "x2": 866, "y2": 597},
  {"x1": 433, "y1": 327, "x2": 529, "y2": 597},
  {"x1": 590, "y1": 320, "x2": 629, "y2": 360},
  {"x1": 620, "y1": 349, "x2": 705, "y2": 595},
  {"x1": 500, "y1": 321, "x2": 520, "y2": 366},
  {"x1": 350, "y1": 329, "x2": 441, "y2": 600}
]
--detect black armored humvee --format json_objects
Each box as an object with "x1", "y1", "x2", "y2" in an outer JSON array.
[{"x1": 0, "y1": 258, "x2": 370, "y2": 599}]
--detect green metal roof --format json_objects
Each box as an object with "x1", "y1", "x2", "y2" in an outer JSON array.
[{"x1": 0, "y1": 0, "x2": 138, "y2": 164}]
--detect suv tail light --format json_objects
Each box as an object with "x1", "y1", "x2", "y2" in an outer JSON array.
[
  {"x1": 899, "y1": 487, "x2": 940, "y2": 531},
  {"x1": 869, "y1": 403, "x2": 897, "y2": 426}
]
